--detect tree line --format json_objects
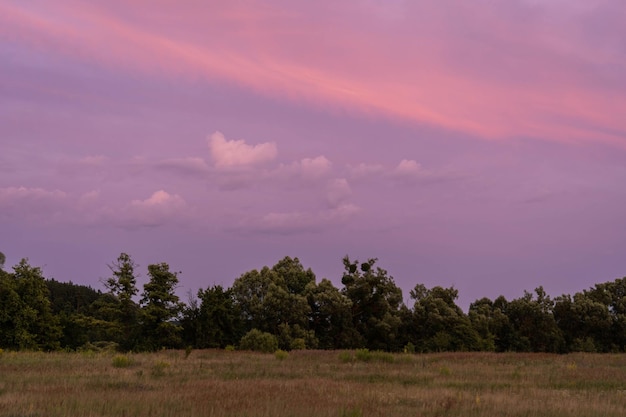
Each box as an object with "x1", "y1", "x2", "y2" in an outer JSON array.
[{"x1": 1, "y1": 252, "x2": 625, "y2": 353}]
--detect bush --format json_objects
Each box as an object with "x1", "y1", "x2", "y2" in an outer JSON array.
[
  {"x1": 355, "y1": 348, "x2": 371, "y2": 362},
  {"x1": 224, "y1": 345, "x2": 235, "y2": 352},
  {"x1": 339, "y1": 351, "x2": 354, "y2": 363},
  {"x1": 112, "y1": 355, "x2": 133, "y2": 368},
  {"x1": 239, "y1": 329, "x2": 278, "y2": 353},
  {"x1": 274, "y1": 349, "x2": 289, "y2": 360},
  {"x1": 289, "y1": 338, "x2": 306, "y2": 350},
  {"x1": 151, "y1": 360, "x2": 170, "y2": 377}
]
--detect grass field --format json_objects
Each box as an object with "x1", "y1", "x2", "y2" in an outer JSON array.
[{"x1": 1, "y1": 349, "x2": 625, "y2": 417}]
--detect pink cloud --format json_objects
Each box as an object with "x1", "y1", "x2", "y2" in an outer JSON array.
[
  {"x1": 296, "y1": 156, "x2": 332, "y2": 180},
  {"x1": 2, "y1": 1, "x2": 625, "y2": 145},
  {"x1": 209, "y1": 131, "x2": 277, "y2": 169},
  {"x1": 112, "y1": 190, "x2": 188, "y2": 228}
]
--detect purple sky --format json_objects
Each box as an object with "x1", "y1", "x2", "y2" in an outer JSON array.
[{"x1": 2, "y1": 0, "x2": 626, "y2": 310}]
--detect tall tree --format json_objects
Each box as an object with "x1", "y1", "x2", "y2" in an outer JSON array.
[
  {"x1": 341, "y1": 256, "x2": 403, "y2": 351},
  {"x1": 231, "y1": 260, "x2": 315, "y2": 349},
  {"x1": 102, "y1": 253, "x2": 140, "y2": 350},
  {"x1": 504, "y1": 287, "x2": 564, "y2": 352},
  {"x1": 182, "y1": 285, "x2": 243, "y2": 348},
  {"x1": 140, "y1": 263, "x2": 184, "y2": 350},
  {"x1": 306, "y1": 278, "x2": 360, "y2": 349},
  {"x1": 0, "y1": 259, "x2": 61, "y2": 350},
  {"x1": 409, "y1": 284, "x2": 481, "y2": 352}
]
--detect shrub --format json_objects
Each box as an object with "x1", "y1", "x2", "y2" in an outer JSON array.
[
  {"x1": 184, "y1": 346, "x2": 192, "y2": 359},
  {"x1": 151, "y1": 361, "x2": 170, "y2": 377},
  {"x1": 239, "y1": 329, "x2": 278, "y2": 353},
  {"x1": 289, "y1": 338, "x2": 306, "y2": 350},
  {"x1": 339, "y1": 351, "x2": 354, "y2": 363},
  {"x1": 224, "y1": 345, "x2": 235, "y2": 352},
  {"x1": 355, "y1": 348, "x2": 371, "y2": 362},
  {"x1": 371, "y1": 351, "x2": 394, "y2": 363},
  {"x1": 274, "y1": 349, "x2": 289, "y2": 360},
  {"x1": 403, "y1": 342, "x2": 416, "y2": 354},
  {"x1": 112, "y1": 355, "x2": 133, "y2": 368}
]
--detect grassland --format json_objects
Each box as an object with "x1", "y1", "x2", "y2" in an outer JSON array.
[{"x1": 1, "y1": 349, "x2": 625, "y2": 416}]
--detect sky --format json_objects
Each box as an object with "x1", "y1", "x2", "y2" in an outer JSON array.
[{"x1": 2, "y1": 0, "x2": 626, "y2": 310}]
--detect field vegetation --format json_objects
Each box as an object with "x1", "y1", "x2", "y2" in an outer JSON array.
[{"x1": 1, "y1": 349, "x2": 625, "y2": 417}]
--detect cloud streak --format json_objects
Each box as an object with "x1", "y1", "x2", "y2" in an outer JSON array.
[{"x1": 2, "y1": 1, "x2": 625, "y2": 145}]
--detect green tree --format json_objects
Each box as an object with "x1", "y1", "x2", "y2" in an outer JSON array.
[
  {"x1": 306, "y1": 278, "x2": 360, "y2": 349},
  {"x1": 584, "y1": 277, "x2": 626, "y2": 351},
  {"x1": 504, "y1": 287, "x2": 564, "y2": 352},
  {"x1": 341, "y1": 256, "x2": 403, "y2": 351},
  {"x1": 140, "y1": 263, "x2": 185, "y2": 350},
  {"x1": 553, "y1": 293, "x2": 612, "y2": 352},
  {"x1": 231, "y1": 259, "x2": 316, "y2": 349},
  {"x1": 0, "y1": 259, "x2": 62, "y2": 350},
  {"x1": 409, "y1": 284, "x2": 480, "y2": 352},
  {"x1": 45, "y1": 279, "x2": 104, "y2": 350},
  {"x1": 182, "y1": 285, "x2": 243, "y2": 348},
  {"x1": 0, "y1": 251, "x2": 5, "y2": 269},
  {"x1": 271, "y1": 256, "x2": 316, "y2": 295},
  {"x1": 103, "y1": 253, "x2": 140, "y2": 350}
]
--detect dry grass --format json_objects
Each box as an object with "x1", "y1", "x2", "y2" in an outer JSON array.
[{"x1": 1, "y1": 350, "x2": 625, "y2": 416}]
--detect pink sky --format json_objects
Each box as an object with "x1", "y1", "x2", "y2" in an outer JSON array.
[{"x1": 2, "y1": 0, "x2": 625, "y2": 308}]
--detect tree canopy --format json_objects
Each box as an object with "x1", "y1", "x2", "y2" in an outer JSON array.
[{"x1": 1, "y1": 253, "x2": 625, "y2": 353}]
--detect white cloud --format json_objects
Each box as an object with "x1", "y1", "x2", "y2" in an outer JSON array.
[
  {"x1": 209, "y1": 131, "x2": 277, "y2": 169},
  {"x1": 327, "y1": 178, "x2": 352, "y2": 208}
]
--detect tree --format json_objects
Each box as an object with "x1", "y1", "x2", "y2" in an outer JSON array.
[
  {"x1": 553, "y1": 293, "x2": 612, "y2": 352},
  {"x1": 0, "y1": 259, "x2": 62, "y2": 350},
  {"x1": 0, "y1": 251, "x2": 5, "y2": 269},
  {"x1": 140, "y1": 263, "x2": 185, "y2": 350},
  {"x1": 271, "y1": 256, "x2": 316, "y2": 295},
  {"x1": 231, "y1": 260, "x2": 315, "y2": 350},
  {"x1": 102, "y1": 253, "x2": 140, "y2": 350},
  {"x1": 182, "y1": 285, "x2": 243, "y2": 349},
  {"x1": 306, "y1": 278, "x2": 360, "y2": 349},
  {"x1": 409, "y1": 284, "x2": 481, "y2": 352},
  {"x1": 341, "y1": 256, "x2": 403, "y2": 351},
  {"x1": 504, "y1": 287, "x2": 564, "y2": 352}
]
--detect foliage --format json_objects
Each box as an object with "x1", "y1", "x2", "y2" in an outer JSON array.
[
  {"x1": 341, "y1": 256, "x2": 403, "y2": 350},
  {"x1": 274, "y1": 349, "x2": 289, "y2": 360},
  {"x1": 140, "y1": 263, "x2": 185, "y2": 350},
  {"x1": 0, "y1": 259, "x2": 62, "y2": 351},
  {"x1": 2, "y1": 252, "x2": 626, "y2": 355},
  {"x1": 239, "y1": 329, "x2": 278, "y2": 353},
  {"x1": 112, "y1": 354, "x2": 133, "y2": 368}
]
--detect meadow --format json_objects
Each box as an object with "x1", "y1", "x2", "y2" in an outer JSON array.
[{"x1": 1, "y1": 349, "x2": 625, "y2": 417}]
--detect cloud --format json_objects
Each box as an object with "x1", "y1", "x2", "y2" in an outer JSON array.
[
  {"x1": 326, "y1": 178, "x2": 352, "y2": 208},
  {"x1": 209, "y1": 131, "x2": 277, "y2": 169},
  {"x1": 3, "y1": 1, "x2": 625, "y2": 145},
  {"x1": 392, "y1": 159, "x2": 422, "y2": 177},
  {"x1": 0, "y1": 186, "x2": 68, "y2": 219},
  {"x1": 113, "y1": 190, "x2": 188, "y2": 228},
  {"x1": 239, "y1": 203, "x2": 361, "y2": 235},
  {"x1": 299, "y1": 156, "x2": 332, "y2": 179},
  {"x1": 348, "y1": 163, "x2": 385, "y2": 180},
  {"x1": 155, "y1": 157, "x2": 210, "y2": 176}
]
